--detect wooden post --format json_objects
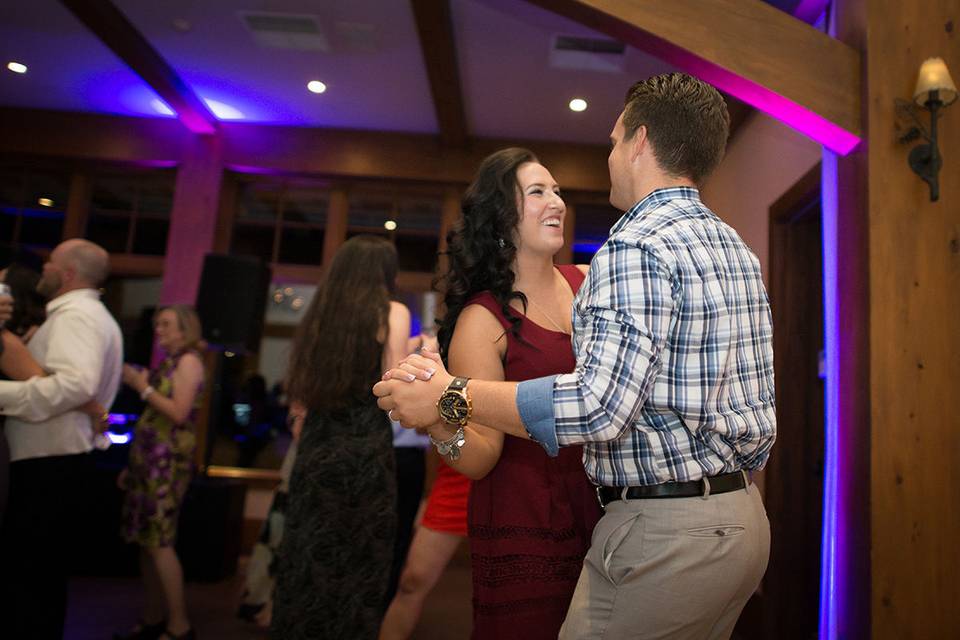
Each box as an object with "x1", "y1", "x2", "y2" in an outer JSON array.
[
  {"x1": 62, "y1": 172, "x2": 91, "y2": 240},
  {"x1": 321, "y1": 187, "x2": 349, "y2": 270}
]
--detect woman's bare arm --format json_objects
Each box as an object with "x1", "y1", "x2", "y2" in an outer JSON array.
[{"x1": 422, "y1": 304, "x2": 506, "y2": 480}]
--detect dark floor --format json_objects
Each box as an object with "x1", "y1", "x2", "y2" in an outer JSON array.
[{"x1": 66, "y1": 544, "x2": 473, "y2": 640}]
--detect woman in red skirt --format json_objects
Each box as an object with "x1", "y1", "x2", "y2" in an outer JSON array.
[{"x1": 379, "y1": 455, "x2": 470, "y2": 639}]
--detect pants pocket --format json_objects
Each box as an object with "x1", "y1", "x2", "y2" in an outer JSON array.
[
  {"x1": 686, "y1": 524, "x2": 746, "y2": 538},
  {"x1": 600, "y1": 511, "x2": 644, "y2": 585}
]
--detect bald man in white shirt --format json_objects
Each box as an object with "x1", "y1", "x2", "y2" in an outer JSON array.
[{"x1": 0, "y1": 239, "x2": 123, "y2": 639}]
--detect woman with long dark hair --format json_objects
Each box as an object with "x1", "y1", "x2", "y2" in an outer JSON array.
[
  {"x1": 271, "y1": 235, "x2": 410, "y2": 639},
  {"x1": 401, "y1": 148, "x2": 602, "y2": 638}
]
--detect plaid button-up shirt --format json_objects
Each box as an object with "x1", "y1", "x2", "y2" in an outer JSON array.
[{"x1": 517, "y1": 187, "x2": 776, "y2": 487}]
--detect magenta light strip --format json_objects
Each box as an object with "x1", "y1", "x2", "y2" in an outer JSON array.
[
  {"x1": 647, "y1": 41, "x2": 860, "y2": 155},
  {"x1": 819, "y1": 149, "x2": 843, "y2": 639}
]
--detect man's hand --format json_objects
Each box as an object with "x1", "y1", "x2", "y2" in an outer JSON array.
[{"x1": 374, "y1": 351, "x2": 453, "y2": 429}]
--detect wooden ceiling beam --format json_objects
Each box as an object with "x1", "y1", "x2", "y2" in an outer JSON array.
[
  {"x1": 525, "y1": 0, "x2": 861, "y2": 154},
  {"x1": 59, "y1": 0, "x2": 218, "y2": 135},
  {"x1": 409, "y1": 0, "x2": 469, "y2": 148},
  {"x1": 0, "y1": 108, "x2": 612, "y2": 193}
]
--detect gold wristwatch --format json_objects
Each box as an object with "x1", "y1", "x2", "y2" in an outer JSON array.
[{"x1": 436, "y1": 376, "x2": 472, "y2": 427}]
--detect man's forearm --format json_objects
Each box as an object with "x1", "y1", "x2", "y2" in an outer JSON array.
[
  {"x1": 467, "y1": 379, "x2": 527, "y2": 439},
  {"x1": 0, "y1": 374, "x2": 94, "y2": 422}
]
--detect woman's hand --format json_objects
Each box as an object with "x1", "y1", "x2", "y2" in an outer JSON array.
[
  {"x1": 382, "y1": 350, "x2": 446, "y2": 383},
  {"x1": 122, "y1": 364, "x2": 149, "y2": 394},
  {"x1": 288, "y1": 402, "x2": 307, "y2": 442},
  {"x1": 374, "y1": 351, "x2": 454, "y2": 429},
  {"x1": 79, "y1": 400, "x2": 110, "y2": 433},
  {"x1": 0, "y1": 291, "x2": 13, "y2": 326}
]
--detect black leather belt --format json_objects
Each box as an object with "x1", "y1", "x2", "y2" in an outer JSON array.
[{"x1": 596, "y1": 471, "x2": 747, "y2": 507}]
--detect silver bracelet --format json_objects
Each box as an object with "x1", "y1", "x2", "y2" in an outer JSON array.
[{"x1": 429, "y1": 426, "x2": 466, "y2": 461}]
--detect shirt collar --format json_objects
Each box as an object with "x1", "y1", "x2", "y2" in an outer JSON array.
[
  {"x1": 46, "y1": 288, "x2": 101, "y2": 314},
  {"x1": 611, "y1": 186, "x2": 701, "y2": 235}
]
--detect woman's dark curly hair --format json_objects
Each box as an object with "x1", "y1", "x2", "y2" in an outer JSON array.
[
  {"x1": 2, "y1": 262, "x2": 46, "y2": 337},
  {"x1": 436, "y1": 147, "x2": 538, "y2": 361}
]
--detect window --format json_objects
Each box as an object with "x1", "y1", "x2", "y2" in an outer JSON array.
[
  {"x1": 572, "y1": 202, "x2": 622, "y2": 263},
  {"x1": 0, "y1": 166, "x2": 69, "y2": 249},
  {"x1": 86, "y1": 170, "x2": 175, "y2": 255},
  {"x1": 231, "y1": 180, "x2": 329, "y2": 266},
  {"x1": 348, "y1": 188, "x2": 442, "y2": 273}
]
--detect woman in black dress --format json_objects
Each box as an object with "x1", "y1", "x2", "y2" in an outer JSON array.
[{"x1": 271, "y1": 235, "x2": 411, "y2": 639}]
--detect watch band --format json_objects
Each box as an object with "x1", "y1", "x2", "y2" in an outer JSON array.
[{"x1": 448, "y1": 376, "x2": 469, "y2": 391}]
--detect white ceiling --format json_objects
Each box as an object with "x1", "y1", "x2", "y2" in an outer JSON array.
[{"x1": 0, "y1": 0, "x2": 805, "y2": 144}]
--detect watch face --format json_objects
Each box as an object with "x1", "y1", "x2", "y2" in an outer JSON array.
[{"x1": 439, "y1": 392, "x2": 468, "y2": 422}]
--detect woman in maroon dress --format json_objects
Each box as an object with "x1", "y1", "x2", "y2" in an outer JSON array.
[{"x1": 426, "y1": 148, "x2": 602, "y2": 638}]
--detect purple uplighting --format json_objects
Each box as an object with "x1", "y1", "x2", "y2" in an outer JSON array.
[{"x1": 819, "y1": 150, "x2": 842, "y2": 638}]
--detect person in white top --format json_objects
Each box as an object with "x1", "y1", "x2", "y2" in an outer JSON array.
[{"x1": 0, "y1": 238, "x2": 123, "y2": 640}]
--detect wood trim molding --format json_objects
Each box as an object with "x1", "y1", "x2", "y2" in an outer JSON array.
[{"x1": 0, "y1": 108, "x2": 612, "y2": 193}]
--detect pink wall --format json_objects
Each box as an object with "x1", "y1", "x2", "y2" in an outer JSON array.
[{"x1": 702, "y1": 112, "x2": 822, "y2": 283}]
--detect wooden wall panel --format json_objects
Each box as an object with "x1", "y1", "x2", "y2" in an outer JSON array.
[{"x1": 862, "y1": 0, "x2": 960, "y2": 637}]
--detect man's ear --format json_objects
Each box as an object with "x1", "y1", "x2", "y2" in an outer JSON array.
[{"x1": 629, "y1": 125, "x2": 647, "y2": 163}]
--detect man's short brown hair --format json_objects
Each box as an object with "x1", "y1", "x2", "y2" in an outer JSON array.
[{"x1": 622, "y1": 73, "x2": 730, "y2": 185}]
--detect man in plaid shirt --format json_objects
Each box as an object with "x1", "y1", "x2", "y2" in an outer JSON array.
[{"x1": 377, "y1": 73, "x2": 776, "y2": 639}]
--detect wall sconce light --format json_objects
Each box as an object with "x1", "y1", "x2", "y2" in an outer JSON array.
[{"x1": 895, "y1": 57, "x2": 957, "y2": 202}]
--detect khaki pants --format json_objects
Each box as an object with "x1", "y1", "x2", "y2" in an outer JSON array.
[{"x1": 559, "y1": 481, "x2": 770, "y2": 640}]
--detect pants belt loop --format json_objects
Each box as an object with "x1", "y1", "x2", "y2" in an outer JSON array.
[
  {"x1": 620, "y1": 486, "x2": 630, "y2": 502},
  {"x1": 700, "y1": 475, "x2": 711, "y2": 500},
  {"x1": 741, "y1": 469, "x2": 749, "y2": 492}
]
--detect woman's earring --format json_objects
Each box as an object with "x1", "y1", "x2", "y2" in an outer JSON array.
[{"x1": 497, "y1": 238, "x2": 506, "y2": 248}]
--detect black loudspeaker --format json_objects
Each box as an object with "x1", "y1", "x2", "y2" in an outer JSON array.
[
  {"x1": 195, "y1": 254, "x2": 271, "y2": 353},
  {"x1": 176, "y1": 476, "x2": 247, "y2": 582}
]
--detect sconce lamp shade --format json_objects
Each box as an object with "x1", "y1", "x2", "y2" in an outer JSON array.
[{"x1": 913, "y1": 57, "x2": 957, "y2": 106}]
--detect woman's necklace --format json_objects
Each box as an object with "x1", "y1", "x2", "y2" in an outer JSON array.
[{"x1": 527, "y1": 296, "x2": 568, "y2": 333}]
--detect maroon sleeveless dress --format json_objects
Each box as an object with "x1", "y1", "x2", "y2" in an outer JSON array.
[{"x1": 466, "y1": 265, "x2": 602, "y2": 639}]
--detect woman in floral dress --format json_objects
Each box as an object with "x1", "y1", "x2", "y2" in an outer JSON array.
[{"x1": 117, "y1": 305, "x2": 205, "y2": 640}]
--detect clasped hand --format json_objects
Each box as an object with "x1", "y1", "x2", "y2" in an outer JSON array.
[{"x1": 373, "y1": 350, "x2": 452, "y2": 429}]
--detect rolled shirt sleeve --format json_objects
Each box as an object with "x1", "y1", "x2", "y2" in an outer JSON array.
[
  {"x1": 516, "y1": 375, "x2": 560, "y2": 456},
  {"x1": 552, "y1": 239, "x2": 676, "y2": 447}
]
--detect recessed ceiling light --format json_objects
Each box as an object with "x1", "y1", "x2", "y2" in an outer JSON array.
[
  {"x1": 37, "y1": 197, "x2": 54, "y2": 207},
  {"x1": 150, "y1": 98, "x2": 175, "y2": 116},
  {"x1": 307, "y1": 80, "x2": 327, "y2": 94},
  {"x1": 203, "y1": 98, "x2": 244, "y2": 120},
  {"x1": 384, "y1": 220, "x2": 397, "y2": 231},
  {"x1": 7, "y1": 62, "x2": 27, "y2": 74},
  {"x1": 569, "y1": 98, "x2": 587, "y2": 112}
]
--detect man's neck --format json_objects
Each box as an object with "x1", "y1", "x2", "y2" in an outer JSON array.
[
  {"x1": 50, "y1": 284, "x2": 95, "y2": 302},
  {"x1": 631, "y1": 175, "x2": 697, "y2": 207}
]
